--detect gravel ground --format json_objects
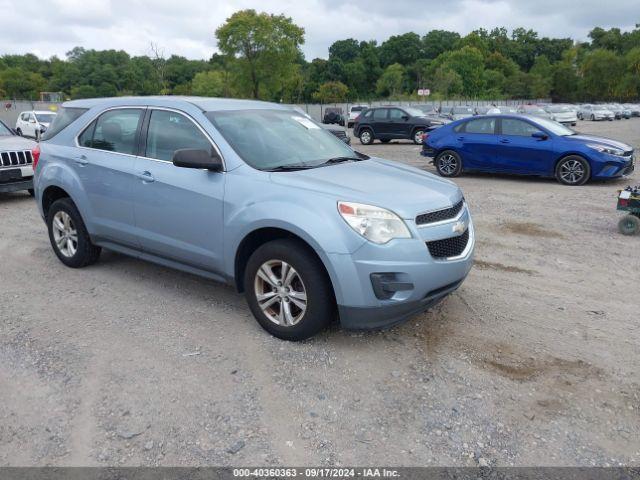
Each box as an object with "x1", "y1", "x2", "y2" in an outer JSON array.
[{"x1": 1, "y1": 118, "x2": 639, "y2": 467}]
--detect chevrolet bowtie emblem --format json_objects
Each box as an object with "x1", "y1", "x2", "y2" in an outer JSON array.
[{"x1": 452, "y1": 221, "x2": 466, "y2": 234}]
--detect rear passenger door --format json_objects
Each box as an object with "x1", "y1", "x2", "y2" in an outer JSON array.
[
  {"x1": 371, "y1": 108, "x2": 390, "y2": 137},
  {"x1": 75, "y1": 107, "x2": 144, "y2": 248},
  {"x1": 455, "y1": 117, "x2": 498, "y2": 170},
  {"x1": 133, "y1": 108, "x2": 225, "y2": 274}
]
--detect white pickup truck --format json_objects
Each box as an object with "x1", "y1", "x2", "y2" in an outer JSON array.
[{"x1": 0, "y1": 120, "x2": 37, "y2": 195}]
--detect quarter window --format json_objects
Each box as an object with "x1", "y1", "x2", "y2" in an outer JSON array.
[
  {"x1": 501, "y1": 119, "x2": 543, "y2": 137},
  {"x1": 463, "y1": 118, "x2": 495, "y2": 134},
  {"x1": 79, "y1": 109, "x2": 143, "y2": 154},
  {"x1": 145, "y1": 110, "x2": 212, "y2": 162}
]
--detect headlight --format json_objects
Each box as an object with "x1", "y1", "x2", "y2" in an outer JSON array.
[
  {"x1": 338, "y1": 201, "x2": 411, "y2": 244},
  {"x1": 587, "y1": 144, "x2": 625, "y2": 156}
]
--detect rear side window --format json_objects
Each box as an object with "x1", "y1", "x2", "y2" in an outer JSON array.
[
  {"x1": 78, "y1": 109, "x2": 143, "y2": 155},
  {"x1": 463, "y1": 118, "x2": 495, "y2": 134},
  {"x1": 41, "y1": 107, "x2": 88, "y2": 141},
  {"x1": 373, "y1": 109, "x2": 388, "y2": 120},
  {"x1": 145, "y1": 110, "x2": 212, "y2": 161}
]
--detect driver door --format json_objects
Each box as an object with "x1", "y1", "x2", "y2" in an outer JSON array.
[{"x1": 495, "y1": 118, "x2": 556, "y2": 174}]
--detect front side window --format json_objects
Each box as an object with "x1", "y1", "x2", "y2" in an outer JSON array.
[
  {"x1": 79, "y1": 109, "x2": 143, "y2": 154},
  {"x1": 145, "y1": 110, "x2": 212, "y2": 161},
  {"x1": 21, "y1": 113, "x2": 29, "y2": 121},
  {"x1": 464, "y1": 118, "x2": 495, "y2": 134},
  {"x1": 388, "y1": 109, "x2": 405, "y2": 120},
  {"x1": 373, "y1": 109, "x2": 388, "y2": 120},
  {"x1": 206, "y1": 109, "x2": 355, "y2": 171},
  {"x1": 501, "y1": 119, "x2": 543, "y2": 137}
]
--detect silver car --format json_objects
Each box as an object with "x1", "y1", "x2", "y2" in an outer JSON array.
[
  {"x1": 544, "y1": 105, "x2": 578, "y2": 126},
  {"x1": 0, "y1": 120, "x2": 37, "y2": 195},
  {"x1": 577, "y1": 104, "x2": 614, "y2": 121}
]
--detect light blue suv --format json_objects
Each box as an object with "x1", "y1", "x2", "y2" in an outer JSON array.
[{"x1": 34, "y1": 97, "x2": 474, "y2": 340}]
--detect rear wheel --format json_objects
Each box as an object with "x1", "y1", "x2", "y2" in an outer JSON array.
[
  {"x1": 27, "y1": 188, "x2": 34, "y2": 197},
  {"x1": 555, "y1": 155, "x2": 590, "y2": 186},
  {"x1": 47, "y1": 198, "x2": 101, "y2": 268},
  {"x1": 359, "y1": 128, "x2": 373, "y2": 145},
  {"x1": 244, "y1": 239, "x2": 335, "y2": 341},
  {"x1": 618, "y1": 215, "x2": 640, "y2": 236},
  {"x1": 590, "y1": 114, "x2": 595, "y2": 121},
  {"x1": 435, "y1": 150, "x2": 462, "y2": 177},
  {"x1": 16, "y1": 128, "x2": 22, "y2": 136}
]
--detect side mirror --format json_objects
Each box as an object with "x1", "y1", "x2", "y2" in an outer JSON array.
[
  {"x1": 172, "y1": 149, "x2": 223, "y2": 172},
  {"x1": 402, "y1": 115, "x2": 410, "y2": 121},
  {"x1": 532, "y1": 131, "x2": 548, "y2": 140}
]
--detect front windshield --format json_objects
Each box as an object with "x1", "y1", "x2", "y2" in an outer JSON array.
[
  {"x1": 453, "y1": 107, "x2": 473, "y2": 114},
  {"x1": 35, "y1": 113, "x2": 56, "y2": 123},
  {"x1": 206, "y1": 109, "x2": 357, "y2": 170},
  {"x1": 404, "y1": 107, "x2": 425, "y2": 116},
  {"x1": 531, "y1": 117, "x2": 576, "y2": 136},
  {"x1": 0, "y1": 122, "x2": 12, "y2": 136}
]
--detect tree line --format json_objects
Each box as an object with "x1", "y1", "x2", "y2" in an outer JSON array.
[{"x1": 1, "y1": 10, "x2": 639, "y2": 104}]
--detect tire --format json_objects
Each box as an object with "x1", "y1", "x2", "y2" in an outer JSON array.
[
  {"x1": 618, "y1": 215, "x2": 640, "y2": 236},
  {"x1": 47, "y1": 197, "x2": 101, "y2": 268},
  {"x1": 555, "y1": 155, "x2": 590, "y2": 186},
  {"x1": 412, "y1": 128, "x2": 426, "y2": 145},
  {"x1": 244, "y1": 239, "x2": 335, "y2": 341},
  {"x1": 435, "y1": 150, "x2": 462, "y2": 177},
  {"x1": 359, "y1": 128, "x2": 373, "y2": 145},
  {"x1": 16, "y1": 128, "x2": 22, "y2": 136},
  {"x1": 590, "y1": 114, "x2": 595, "y2": 121},
  {"x1": 27, "y1": 188, "x2": 34, "y2": 197}
]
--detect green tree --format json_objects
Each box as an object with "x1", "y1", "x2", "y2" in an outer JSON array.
[
  {"x1": 581, "y1": 49, "x2": 624, "y2": 100},
  {"x1": 422, "y1": 30, "x2": 461, "y2": 60},
  {"x1": 437, "y1": 46, "x2": 485, "y2": 97},
  {"x1": 215, "y1": 9, "x2": 304, "y2": 99},
  {"x1": 375, "y1": 63, "x2": 405, "y2": 97},
  {"x1": 191, "y1": 70, "x2": 226, "y2": 97},
  {"x1": 312, "y1": 81, "x2": 348, "y2": 103},
  {"x1": 432, "y1": 66, "x2": 463, "y2": 97},
  {"x1": 378, "y1": 33, "x2": 422, "y2": 67}
]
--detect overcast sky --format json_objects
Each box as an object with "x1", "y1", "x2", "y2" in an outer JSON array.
[{"x1": 1, "y1": 0, "x2": 638, "y2": 61}]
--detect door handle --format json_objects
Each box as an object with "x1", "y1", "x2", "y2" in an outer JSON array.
[
  {"x1": 137, "y1": 171, "x2": 155, "y2": 183},
  {"x1": 499, "y1": 138, "x2": 510, "y2": 144},
  {"x1": 74, "y1": 155, "x2": 88, "y2": 166}
]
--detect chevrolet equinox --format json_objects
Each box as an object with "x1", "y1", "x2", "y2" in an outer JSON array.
[{"x1": 34, "y1": 97, "x2": 474, "y2": 340}]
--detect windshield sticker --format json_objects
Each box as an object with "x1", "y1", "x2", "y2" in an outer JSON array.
[{"x1": 292, "y1": 116, "x2": 320, "y2": 129}]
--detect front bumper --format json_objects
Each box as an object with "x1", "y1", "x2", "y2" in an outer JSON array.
[
  {"x1": 592, "y1": 154, "x2": 635, "y2": 179},
  {"x1": 0, "y1": 178, "x2": 33, "y2": 193},
  {"x1": 331, "y1": 208, "x2": 475, "y2": 330}
]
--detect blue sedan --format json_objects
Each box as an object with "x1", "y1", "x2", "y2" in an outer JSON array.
[{"x1": 421, "y1": 114, "x2": 635, "y2": 185}]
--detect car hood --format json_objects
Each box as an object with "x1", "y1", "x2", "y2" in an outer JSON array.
[
  {"x1": 565, "y1": 134, "x2": 633, "y2": 152},
  {"x1": 269, "y1": 158, "x2": 461, "y2": 219},
  {"x1": 0, "y1": 135, "x2": 37, "y2": 150}
]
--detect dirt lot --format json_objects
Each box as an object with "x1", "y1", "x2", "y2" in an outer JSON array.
[{"x1": 1, "y1": 118, "x2": 639, "y2": 467}]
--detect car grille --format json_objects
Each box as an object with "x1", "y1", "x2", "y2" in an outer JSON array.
[
  {"x1": 416, "y1": 199, "x2": 464, "y2": 225},
  {"x1": 1, "y1": 150, "x2": 33, "y2": 168},
  {"x1": 426, "y1": 229, "x2": 469, "y2": 259}
]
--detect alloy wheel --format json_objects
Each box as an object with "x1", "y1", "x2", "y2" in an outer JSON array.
[
  {"x1": 254, "y1": 260, "x2": 307, "y2": 327},
  {"x1": 52, "y1": 211, "x2": 78, "y2": 258},
  {"x1": 414, "y1": 130, "x2": 425, "y2": 144},
  {"x1": 439, "y1": 154, "x2": 458, "y2": 175},
  {"x1": 559, "y1": 159, "x2": 585, "y2": 184},
  {"x1": 360, "y1": 130, "x2": 372, "y2": 144}
]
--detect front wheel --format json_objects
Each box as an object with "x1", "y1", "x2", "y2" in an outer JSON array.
[
  {"x1": 555, "y1": 156, "x2": 590, "y2": 186},
  {"x1": 412, "y1": 129, "x2": 426, "y2": 145},
  {"x1": 435, "y1": 150, "x2": 462, "y2": 177},
  {"x1": 244, "y1": 239, "x2": 335, "y2": 341},
  {"x1": 618, "y1": 215, "x2": 640, "y2": 236}
]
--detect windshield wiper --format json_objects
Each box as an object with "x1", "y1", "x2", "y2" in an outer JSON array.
[
  {"x1": 318, "y1": 154, "x2": 369, "y2": 166},
  {"x1": 264, "y1": 164, "x2": 317, "y2": 172}
]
